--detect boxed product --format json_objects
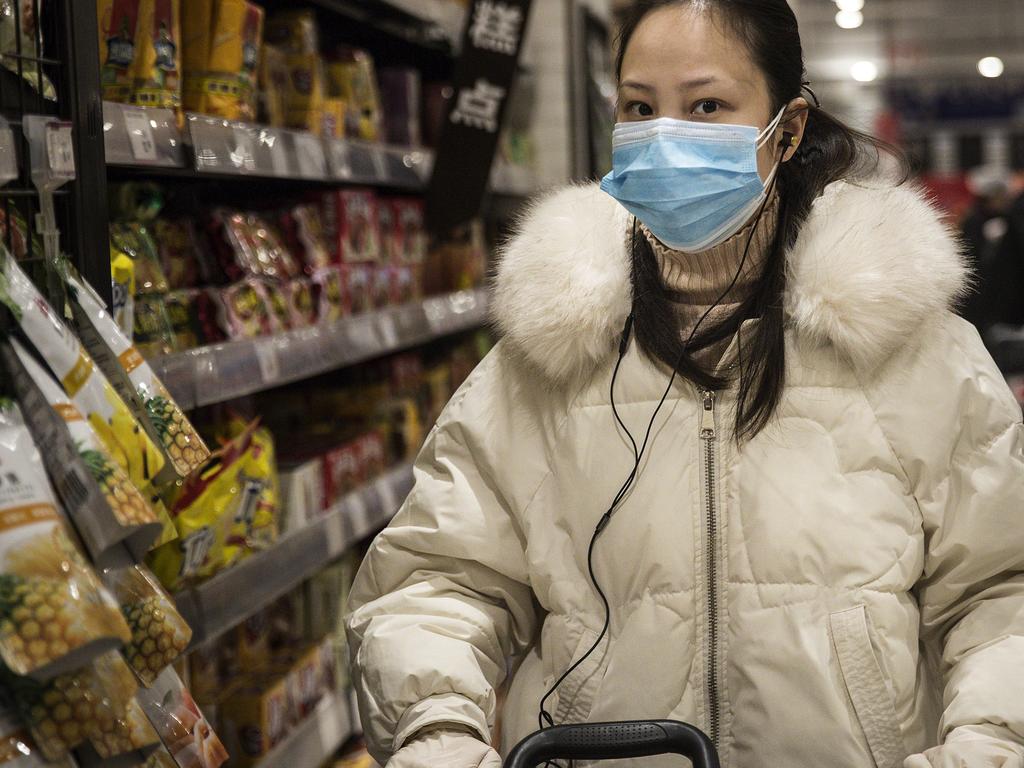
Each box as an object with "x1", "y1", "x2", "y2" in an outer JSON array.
[
  {"x1": 136, "y1": 667, "x2": 228, "y2": 768},
  {"x1": 378, "y1": 67, "x2": 421, "y2": 147},
  {"x1": 264, "y1": 11, "x2": 322, "y2": 132},
  {"x1": 280, "y1": 203, "x2": 331, "y2": 274},
  {"x1": 320, "y1": 188, "x2": 380, "y2": 263},
  {"x1": 341, "y1": 263, "x2": 373, "y2": 315},
  {"x1": 98, "y1": 0, "x2": 141, "y2": 103},
  {"x1": 311, "y1": 265, "x2": 345, "y2": 323},
  {"x1": 320, "y1": 97, "x2": 346, "y2": 139},
  {"x1": 218, "y1": 671, "x2": 288, "y2": 766},
  {"x1": 258, "y1": 44, "x2": 289, "y2": 127},
  {"x1": 371, "y1": 264, "x2": 392, "y2": 310},
  {"x1": 279, "y1": 458, "x2": 324, "y2": 533},
  {"x1": 391, "y1": 198, "x2": 427, "y2": 263},
  {"x1": 131, "y1": 0, "x2": 182, "y2": 110},
  {"x1": 279, "y1": 644, "x2": 323, "y2": 722},
  {"x1": 321, "y1": 440, "x2": 362, "y2": 507},
  {"x1": 324, "y1": 49, "x2": 381, "y2": 142}
]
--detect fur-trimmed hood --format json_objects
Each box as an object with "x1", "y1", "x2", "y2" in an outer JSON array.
[{"x1": 491, "y1": 180, "x2": 968, "y2": 384}]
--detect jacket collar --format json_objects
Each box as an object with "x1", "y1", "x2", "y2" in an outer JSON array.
[{"x1": 491, "y1": 179, "x2": 968, "y2": 385}]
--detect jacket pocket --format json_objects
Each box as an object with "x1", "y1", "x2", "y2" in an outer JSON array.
[
  {"x1": 829, "y1": 605, "x2": 908, "y2": 768},
  {"x1": 551, "y1": 625, "x2": 609, "y2": 725}
]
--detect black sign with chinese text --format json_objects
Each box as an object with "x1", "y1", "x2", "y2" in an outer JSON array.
[{"x1": 425, "y1": 0, "x2": 533, "y2": 234}]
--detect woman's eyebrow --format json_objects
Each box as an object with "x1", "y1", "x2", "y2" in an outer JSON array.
[{"x1": 619, "y1": 76, "x2": 722, "y2": 92}]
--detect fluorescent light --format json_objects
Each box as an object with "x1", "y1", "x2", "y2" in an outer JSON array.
[
  {"x1": 978, "y1": 56, "x2": 1004, "y2": 78},
  {"x1": 835, "y1": 9, "x2": 863, "y2": 29},
  {"x1": 836, "y1": 0, "x2": 864, "y2": 11},
  {"x1": 851, "y1": 61, "x2": 878, "y2": 82}
]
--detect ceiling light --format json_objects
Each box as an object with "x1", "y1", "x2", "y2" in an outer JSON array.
[
  {"x1": 836, "y1": 0, "x2": 864, "y2": 11},
  {"x1": 835, "y1": 9, "x2": 863, "y2": 29},
  {"x1": 978, "y1": 56, "x2": 1004, "y2": 78},
  {"x1": 851, "y1": 61, "x2": 878, "y2": 82}
]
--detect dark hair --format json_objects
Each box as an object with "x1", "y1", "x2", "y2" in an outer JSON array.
[{"x1": 616, "y1": 0, "x2": 906, "y2": 441}]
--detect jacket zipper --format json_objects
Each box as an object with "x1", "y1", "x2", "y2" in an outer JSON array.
[{"x1": 699, "y1": 390, "x2": 721, "y2": 748}]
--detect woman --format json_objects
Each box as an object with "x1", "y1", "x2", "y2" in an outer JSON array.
[{"x1": 346, "y1": 1, "x2": 1024, "y2": 766}]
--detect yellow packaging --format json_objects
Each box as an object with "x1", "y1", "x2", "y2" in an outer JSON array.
[
  {"x1": 131, "y1": 0, "x2": 182, "y2": 109},
  {"x1": 264, "y1": 9, "x2": 318, "y2": 55},
  {"x1": 320, "y1": 97, "x2": 346, "y2": 139},
  {"x1": 258, "y1": 44, "x2": 288, "y2": 127},
  {"x1": 180, "y1": 0, "x2": 213, "y2": 113},
  {"x1": 88, "y1": 697, "x2": 161, "y2": 761},
  {"x1": 98, "y1": 0, "x2": 142, "y2": 103},
  {"x1": 111, "y1": 242, "x2": 136, "y2": 338},
  {"x1": 219, "y1": 672, "x2": 289, "y2": 766},
  {"x1": 284, "y1": 52, "x2": 323, "y2": 131},
  {"x1": 326, "y1": 52, "x2": 381, "y2": 141}
]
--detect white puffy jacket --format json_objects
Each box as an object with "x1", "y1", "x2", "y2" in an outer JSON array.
[{"x1": 346, "y1": 180, "x2": 1024, "y2": 768}]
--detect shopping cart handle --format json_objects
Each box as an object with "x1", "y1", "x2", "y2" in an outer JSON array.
[{"x1": 503, "y1": 720, "x2": 719, "y2": 768}]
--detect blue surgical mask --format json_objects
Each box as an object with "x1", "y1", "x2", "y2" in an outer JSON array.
[{"x1": 600, "y1": 106, "x2": 786, "y2": 253}]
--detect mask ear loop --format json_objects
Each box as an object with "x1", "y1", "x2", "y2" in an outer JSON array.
[{"x1": 756, "y1": 105, "x2": 788, "y2": 148}]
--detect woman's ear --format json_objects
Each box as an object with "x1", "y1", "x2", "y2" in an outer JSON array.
[{"x1": 780, "y1": 97, "x2": 810, "y2": 162}]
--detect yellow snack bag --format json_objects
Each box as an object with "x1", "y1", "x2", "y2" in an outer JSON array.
[
  {"x1": 98, "y1": 0, "x2": 141, "y2": 103},
  {"x1": 1, "y1": 251, "x2": 170, "y2": 501},
  {"x1": 67, "y1": 272, "x2": 210, "y2": 480},
  {"x1": 131, "y1": 0, "x2": 182, "y2": 110},
  {"x1": 184, "y1": 0, "x2": 264, "y2": 120},
  {"x1": 180, "y1": 0, "x2": 212, "y2": 113}
]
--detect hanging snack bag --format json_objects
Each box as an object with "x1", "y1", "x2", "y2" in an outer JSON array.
[
  {"x1": 133, "y1": 293, "x2": 176, "y2": 359},
  {"x1": 2, "y1": 651, "x2": 137, "y2": 762},
  {"x1": 0, "y1": 402, "x2": 132, "y2": 680},
  {"x1": 82, "y1": 697, "x2": 161, "y2": 766},
  {"x1": 136, "y1": 668, "x2": 228, "y2": 768},
  {"x1": 0, "y1": 0, "x2": 56, "y2": 101},
  {"x1": 11, "y1": 339, "x2": 170, "y2": 549},
  {"x1": 97, "y1": 0, "x2": 140, "y2": 103},
  {"x1": 1, "y1": 252, "x2": 170, "y2": 501},
  {"x1": 131, "y1": 0, "x2": 182, "y2": 110},
  {"x1": 222, "y1": 416, "x2": 278, "y2": 555},
  {"x1": 105, "y1": 564, "x2": 191, "y2": 686},
  {"x1": 66, "y1": 272, "x2": 210, "y2": 480}
]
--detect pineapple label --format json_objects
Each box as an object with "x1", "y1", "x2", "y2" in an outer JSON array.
[
  {"x1": 0, "y1": 403, "x2": 131, "y2": 680},
  {"x1": 66, "y1": 272, "x2": 211, "y2": 481}
]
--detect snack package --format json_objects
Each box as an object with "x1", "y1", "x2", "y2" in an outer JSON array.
[
  {"x1": 144, "y1": 747, "x2": 180, "y2": 768},
  {"x1": 341, "y1": 263, "x2": 372, "y2": 315},
  {"x1": 280, "y1": 203, "x2": 331, "y2": 274},
  {"x1": 105, "y1": 564, "x2": 192, "y2": 686},
  {"x1": 98, "y1": 0, "x2": 140, "y2": 103},
  {"x1": 1, "y1": 0, "x2": 56, "y2": 100},
  {"x1": 2, "y1": 651, "x2": 137, "y2": 762},
  {"x1": 136, "y1": 668, "x2": 228, "y2": 768},
  {"x1": 321, "y1": 440, "x2": 361, "y2": 508},
  {"x1": 265, "y1": 10, "x2": 322, "y2": 131},
  {"x1": 156, "y1": 219, "x2": 203, "y2": 291},
  {"x1": 111, "y1": 222, "x2": 169, "y2": 296},
  {"x1": 67, "y1": 272, "x2": 211, "y2": 480},
  {"x1": 133, "y1": 293, "x2": 176, "y2": 359},
  {"x1": 12, "y1": 339, "x2": 169, "y2": 549},
  {"x1": 260, "y1": 279, "x2": 291, "y2": 334},
  {"x1": 392, "y1": 198, "x2": 427, "y2": 264},
  {"x1": 311, "y1": 265, "x2": 344, "y2": 323},
  {"x1": 0, "y1": 400, "x2": 132, "y2": 680},
  {"x1": 371, "y1": 264, "x2": 391, "y2": 310},
  {"x1": 183, "y1": 0, "x2": 264, "y2": 121},
  {"x1": 213, "y1": 416, "x2": 278, "y2": 555},
  {"x1": 320, "y1": 97, "x2": 346, "y2": 139},
  {"x1": 286, "y1": 278, "x2": 317, "y2": 328},
  {"x1": 218, "y1": 671, "x2": 287, "y2": 766},
  {"x1": 209, "y1": 210, "x2": 298, "y2": 283},
  {"x1": 320, "y1": 188, "x2": 380, "y2": 263},
  {"x1": 212, "y1": 279, "x2": 272, "y2": 339},
  {"x1": 0, "y1": 703, "x2": 76, "y2": 767},
  {"x1": 131, "y1": 0, "x2": 182, "y2": 110},
  {"x1": 0, "y1": 206, "x2": 41, "y2": 263},
  {"x1": 258, "y1": 44, "x2": 288, "y2": 127},
  {"x1": 0, "y1": 252, "x2": 170, "y2": 508},
  {"x1": 325, "y1": 49, "x2": 381, "y2": 142},
  {"x1": 164, "y1": 289, "x2": 201, "y2": 351},
  {"x1": 378, "y1": 67, "x2": 421, "y2": 147},
  {"x1": 147, "y1": 421, "x2": 259, "y2": 588}
]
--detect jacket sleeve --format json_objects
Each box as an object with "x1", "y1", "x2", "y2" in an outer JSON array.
[
  {"x1": 871, "y1": 315, "x2": 1024, "y2": 751},
  {"x1": 345, "y1": 345, "x2": 547, "y2": 764}
]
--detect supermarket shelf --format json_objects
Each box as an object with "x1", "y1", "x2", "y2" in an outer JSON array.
[
  {"x1": 253, "y1": 688, "x2": 356, "y2": 768},
  {"x1": 176, "y1": 463, "x2": 415, "y2": 648},
  {"x1": 152, "y1": 288, "x2": 488, "y2": 410}
]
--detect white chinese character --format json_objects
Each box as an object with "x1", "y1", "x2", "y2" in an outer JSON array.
[
  {"x1": 469, "y1": 0, "x2": 523, "y2": 55},
  {"x1": 450, "y1": 79, "x2": 507, "y2": 133}
]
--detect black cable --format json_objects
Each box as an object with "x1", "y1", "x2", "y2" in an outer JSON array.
[{"x1": 535, "y1": 146, "x2": 786, "y2": 764}]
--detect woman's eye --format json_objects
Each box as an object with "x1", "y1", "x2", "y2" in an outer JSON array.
[
  {"x1": 625, "y1": 101, "x2": 654, "y2": 118},
  {"x1": 693, "y1": 100, "x2": 720, "y2": 116}
]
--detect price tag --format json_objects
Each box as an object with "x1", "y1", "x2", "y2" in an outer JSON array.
[
  {"x1": 123, "y1": 108, "x2": 158, "y2": 161},
  {"x1": 46, "y1": 123, "x2": 75, "y2": 178},
  {"x1": 254, "y1": 339, "x2": 280, "y2": 383},
  {"x1": 378, "y1": 314, "x2": 399, "y2": 349},
  {"x1": 231, "y1": 126, "x2": 256, "y2": 171},
  {"x1": 0, "y1": 122, "x2": 17, "y2": 184},
  {"x1": 327, "y1": 140, "x2": 352, "y2": 179},
  {"x1": 295, "y1": 133, "x2": 326, "y2": 178}
]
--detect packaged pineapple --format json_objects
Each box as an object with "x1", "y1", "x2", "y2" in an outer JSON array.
[
  {"x1": 0, "y1": 251, "x2": 171, "y2": 501},
  {"x1": 65, "y1": 272, "x2": 210, "y2": 481},
  {"x1": 144, "y1": 748, "x2": 180, "y2": 768},
  {"x1": 105, "y1": 564, "x2": 191, "y2": 686},
  {"x1": 11, "y1": 338, "x2": 168, "y2": 555},
  {"x1": 0, "y1": 703, "x2": 75, "y2": 767},
  {"x1": 79, "y1": 697, "x2": 161, "y2": 766},
  {"x1": 136, "y1": 667, "x2": 228, "y2": 768},
  {"x1": 1, "y1": 650, "x2": 137, "y2": 762},
  {"x1": 0, "y1": 399, "x2": 132, "y2": 680}
]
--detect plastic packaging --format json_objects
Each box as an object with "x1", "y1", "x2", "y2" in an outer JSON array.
[
  {"x1": 131, "y1": 0, "x2": 182, "y2": 110},
  {"x1": 67, "y1": 272, "x2": 210, "y2": 480},
  {"x1": 136, "y1": 668, "x2": 228, "y2": 768},
  {"x1": 0, "y1": 0, "x2": 56, "y2": 101},
  {"x1": 98, "y1": 0, "x2": 140, "y2": 103}
]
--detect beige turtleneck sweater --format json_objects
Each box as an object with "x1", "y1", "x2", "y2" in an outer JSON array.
[{"x1": 639, "y1": 190, "x2": 780, "y2": 367}]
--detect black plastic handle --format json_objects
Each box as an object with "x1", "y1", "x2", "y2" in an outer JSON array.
[{"x1": 503, "y1": 720, "x2": 719, "y2": 768}]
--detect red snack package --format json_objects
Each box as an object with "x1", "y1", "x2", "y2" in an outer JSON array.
[
  {"x1": 342, "y1": 263, "x2": 373, "y2": 315},
  {"x1": 216, "y1": 279, "x2": 274, "y2": 339},
  {"x1": 320, "y1": 188, "x2": 380, "y2": 263},
  {"x1": 311, "y1": 266, "x2": 345, "y2": 323},
  {"x1": 286, "y1": 278, "x2": 317, "y2": 327}
]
